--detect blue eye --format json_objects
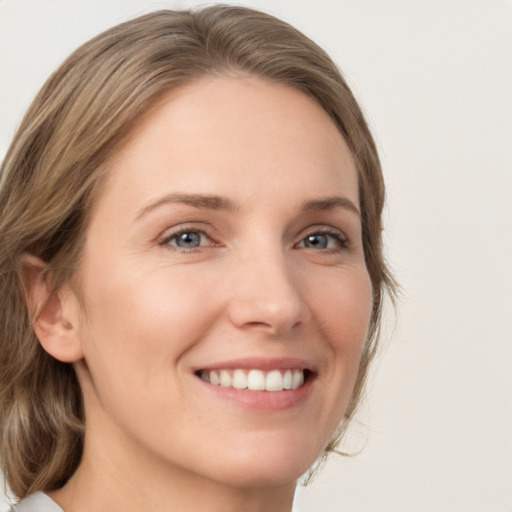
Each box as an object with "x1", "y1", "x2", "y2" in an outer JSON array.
[
  {"x1": 304, "y1": 234, "x2": 329, "y2": 249},
  {"x1": 173, "y1": 232, "x2": 202, "y2": 248},
  {"x1": 162, "y1": 230, "x2": 210, "y2": 249},
  {"x1": 298, "y1": 230, "x2": 347, "y2": 250}
]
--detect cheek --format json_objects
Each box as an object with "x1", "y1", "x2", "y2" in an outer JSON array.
[
  {"x1": 310, "y1": 265, "x2": 372, "y2": 346},
  {"x1": 295, "y1": 264, "x2": 373, "y2": 446},
  {"x1": 73, "y1": 263, "x2": 233, "y2": 448},
  {"x1": 76, "y1": 263, "x2": 225, "y2": 386},
  {"x1": 307, "y1": 265, "x2": 373, "y2": 396}
]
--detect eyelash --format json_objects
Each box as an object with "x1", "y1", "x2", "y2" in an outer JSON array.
[
  {"x1": 158, "y1": 226, "x2": 349, "y2": 253},
  {"x1": 297, "y1": 227, "x2": 349, "y2": 252}
]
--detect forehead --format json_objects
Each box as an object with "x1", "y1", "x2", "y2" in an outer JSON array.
[{"x1": 95, "y1": 76, "x2": 358, "y2": 217}]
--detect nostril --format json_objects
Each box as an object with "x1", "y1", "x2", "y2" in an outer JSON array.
[{"x1": 227, "y1": 295, "x2": 310, "y2": 336}]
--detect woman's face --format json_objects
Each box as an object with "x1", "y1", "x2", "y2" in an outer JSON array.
[{"x1": 69, "y1": 76, "x2": 372, "y2": 487}]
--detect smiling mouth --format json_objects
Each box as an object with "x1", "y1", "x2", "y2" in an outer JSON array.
[{"x1": 196, "y1": 368, "x2": 311, "y2": 392}]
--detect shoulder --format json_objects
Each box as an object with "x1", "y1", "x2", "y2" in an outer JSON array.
[{"x1": 9, "y1": 492, "x2": 63, "y2": 512}]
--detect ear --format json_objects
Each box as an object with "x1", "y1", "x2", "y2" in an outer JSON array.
[{"x1": 20, "y1": 254, "x2": 84, "y2": 363}]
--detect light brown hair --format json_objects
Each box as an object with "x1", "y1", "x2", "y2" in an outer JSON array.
[{"x1": 0, "y1": 5, "x2": 395, "y2": 498}]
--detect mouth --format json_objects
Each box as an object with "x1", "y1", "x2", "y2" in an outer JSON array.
[
  {"x1": 195, "y1": 368, "x2": 312, "y2": 392},
  {"x1": 192, "y1": 358, "x2": 316, "y2": 410}
]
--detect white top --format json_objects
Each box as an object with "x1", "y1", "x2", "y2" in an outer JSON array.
[{"x1": 10, "y1": 492, "x2": 63, "y2": 512}]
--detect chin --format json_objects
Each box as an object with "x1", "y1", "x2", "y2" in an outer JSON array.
[
  {"x1": 210, "y1": 461, "x2": 307, "y2": 489},
  {"x1": 201, "y1": 432, "x2": 325, "y2": 489}
]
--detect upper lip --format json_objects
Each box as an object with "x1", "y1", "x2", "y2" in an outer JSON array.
[{"x1": 194, "y1": 357, "x2": 317, "y2": 373}]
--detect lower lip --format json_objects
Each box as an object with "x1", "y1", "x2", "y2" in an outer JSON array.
[{"x1": 198, "y1": 375, "x2": 314, "y2": 411}]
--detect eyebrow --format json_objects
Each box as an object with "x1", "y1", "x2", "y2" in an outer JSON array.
[
  {"x1": 136, "y1": 193, "x2": 240, "y2": 219},
  {"x1": 300, "y1": 196, "x2": 360, "y2": 217},
  {"x1": 135, "y1": 192, "x2": 359, "y2": 220}
]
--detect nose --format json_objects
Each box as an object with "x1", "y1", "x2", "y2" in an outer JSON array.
[{"x1": 226, "y1": 248, "x2": 311, "y2": 336}]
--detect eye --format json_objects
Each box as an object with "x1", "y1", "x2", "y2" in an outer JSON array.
[
  {"x1": 296, "y1": 229, "x2": 348, "y2": 251},
  {"x1": 160, "y1": 229, "x2": 214, "y2": 250}
]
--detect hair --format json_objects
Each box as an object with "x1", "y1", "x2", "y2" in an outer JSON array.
[{"x1": 0, "y1": 5, "x2": 396, "y2": 498}]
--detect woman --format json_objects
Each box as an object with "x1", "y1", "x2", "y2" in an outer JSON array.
[{"x1": 0, "y1": 6, "x2": 395, "y2": 511}]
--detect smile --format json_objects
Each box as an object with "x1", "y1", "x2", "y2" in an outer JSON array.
[{"x1": 199, "y1": 369, "x2": 306, "y2": 392}]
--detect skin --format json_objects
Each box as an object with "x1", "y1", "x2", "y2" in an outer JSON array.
[{"x1": 31, "y1": 76, "x2": 373, "y2": 512}]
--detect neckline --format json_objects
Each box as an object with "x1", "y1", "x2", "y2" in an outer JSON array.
[{"x1": 12, "y1": 491, "x2": 63, "y2": 512}]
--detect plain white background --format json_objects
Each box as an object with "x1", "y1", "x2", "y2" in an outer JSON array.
[{"x1": 1, "y1": 1, "x2": 511, "y2": 511}]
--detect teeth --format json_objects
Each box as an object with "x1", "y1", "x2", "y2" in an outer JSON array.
[
  {"x1": 292, "y1": 370, "x2": 304, "y2": 390},
  {"x1": 247, "y1": 369, "x2": 265, "y2": 390},
  {"x1": 265, "y1": 370, "x2": 283, "y2": 391},
  {"x1": 200, "y1": 368, "x2": 306, "y2": 392},
  {"x1": 220, "y1": 370, "x2": 232, "y2": 387},
  {"x1": 283, "y1": 370, "x2": 292, "y2": 390},
  {"x1": 210, "y1": 371, "x2": 220, "y2": 386},
  {"x1": 232, "y1": 369, "x2": 247, "y2": 389}
]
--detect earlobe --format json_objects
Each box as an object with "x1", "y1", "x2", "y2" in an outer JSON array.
[{"x1": 20, "y1": 254, "x2": 84, "y2": 363}]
